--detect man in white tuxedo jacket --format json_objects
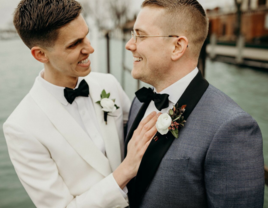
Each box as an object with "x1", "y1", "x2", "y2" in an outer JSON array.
[{"x1": 3, "y1": 0, "x2": 159, "y2": 207}]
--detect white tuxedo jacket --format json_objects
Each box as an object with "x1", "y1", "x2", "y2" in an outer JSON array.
[{"x1": 3, "y1": 72, "x2": 130, "y2": 208}]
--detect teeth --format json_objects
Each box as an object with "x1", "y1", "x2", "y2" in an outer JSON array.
[
  {"x1": 78, "y1": 58, "x2": 89, "y2": 64},
  {"x1": 133, "y1": 57, "x2": 143, "y2": 62}
]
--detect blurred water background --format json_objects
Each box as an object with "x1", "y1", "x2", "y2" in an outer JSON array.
[{"x1": 0, "y1": 38, "x2": 267, "y2": 208}]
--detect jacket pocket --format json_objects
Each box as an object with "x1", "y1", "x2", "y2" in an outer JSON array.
[{"x1": 159, "y1": 158, "x2": 189, "y2": 176}]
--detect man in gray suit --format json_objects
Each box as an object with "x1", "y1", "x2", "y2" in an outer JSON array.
[{"x1": 124, "y1": 0, "x2": 265, "y2": 207}]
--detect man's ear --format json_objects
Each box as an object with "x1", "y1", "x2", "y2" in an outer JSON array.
[
  {"x1": 31, "y1": 47, "x2": 49, "y2": 63},
  {"x1": 171, "y1": 36, "x2": 188, "y2": 61}
]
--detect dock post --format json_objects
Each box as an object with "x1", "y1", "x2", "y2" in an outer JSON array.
[
  {"x1": 105, "y1": 32, "x2": 110, "y2": 74},
  {"x1": 209, "y1": 34, "x2": 216, "y2": 60},
  {"x1": 236, "y1": 35, "x2": 244, "y2": 64}
]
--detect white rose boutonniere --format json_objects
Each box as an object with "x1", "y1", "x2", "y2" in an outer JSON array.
[
  {"x1": 154, "y1": 104, "x2": 187, "y2": 141},
  {"x1": 100, "y1": 98, "x2": 117, "y2": 113},
  {"x1": 96, "y1": 90, "x2": 119, "y2": 124},
  {"x1": 156, "y1": 113, "x2": 172, "y2": 135}
]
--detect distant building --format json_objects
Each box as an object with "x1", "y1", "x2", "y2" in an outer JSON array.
[{"x1": 208, "y1": 0, "x2": 268, "y2": 43}]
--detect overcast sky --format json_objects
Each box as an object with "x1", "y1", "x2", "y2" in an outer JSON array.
[{"x1": 0, "y1": 0, "x2": 235, "y2": 29}]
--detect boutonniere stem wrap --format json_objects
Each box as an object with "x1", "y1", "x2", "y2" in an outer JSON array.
[
  {"x1": 156, "y1": 104, "x2": 187, "y2": 138},
  {"x1": 96, "y1": 90, "x2": 119, "y2": 124}
]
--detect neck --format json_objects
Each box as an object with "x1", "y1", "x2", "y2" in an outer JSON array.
[
  {"x1": 153, "y1": 62, "x2": 197, "y2": 92},
  {"x1": 43, "y1": 66, "x2": 78, "y2": 89}
]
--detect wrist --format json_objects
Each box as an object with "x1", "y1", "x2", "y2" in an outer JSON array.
[
  {"x1": 113, "y1": 159, "x2": 135, "y2": 189},
  {"x1": 121, "y1": 159, "x2": 136, "y2": 179}
]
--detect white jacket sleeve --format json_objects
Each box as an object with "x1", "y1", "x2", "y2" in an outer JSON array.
[{"x1": 4, "y1": 123, "x2": 129, "y2": 208}]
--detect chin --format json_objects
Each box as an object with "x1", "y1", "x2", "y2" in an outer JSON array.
[
  {"x1": 131, "y1": 70, "x2": 141, "y2": 80},
  {"x1": 78, "y1": 67, "x2": 91, "y2": 77}
]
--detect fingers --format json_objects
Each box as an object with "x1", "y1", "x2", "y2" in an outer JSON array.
[
  {"x1": 131, "y1": 111, "x2": 160, "y2": 150},
  {"x1": 140, "y1": 113, "x2": 159, "y2": 137},
  {"x1": 134, "y1": 111, "x2": 157, "y2": 135},
  {"x1": 141, "y1": 132, "x2": 156, "y2": 154},
  {"x1": 142, "y1": 125, "x2": 157, "y2": 144}
]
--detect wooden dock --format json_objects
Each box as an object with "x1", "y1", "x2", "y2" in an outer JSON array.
[
  {"x1": 207, "y1": 45, "x2": 268, "y2": 62},
  {"x1": 206, "y1": 44, "x2": 268, "y2": 69}
]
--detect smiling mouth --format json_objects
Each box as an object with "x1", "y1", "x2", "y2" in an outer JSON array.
[
  {"x1": 78, "y1": 58, "x2": 89, "y2": 64},
  {"x1": 133, "y1": 57, "x2": 143, "y2": 62}
]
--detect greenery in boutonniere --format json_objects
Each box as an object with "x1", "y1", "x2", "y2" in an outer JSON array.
[
  {"x1": 96, "y1": 90, "x2": 119, "y2": 124},
  {"x1": 168, "y1": 104, "x2": 187, "y2": 138}
]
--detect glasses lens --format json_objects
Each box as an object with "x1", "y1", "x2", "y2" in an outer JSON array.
[{"x1": 131, "y1": 31, "x2": 136, "y2": 42}]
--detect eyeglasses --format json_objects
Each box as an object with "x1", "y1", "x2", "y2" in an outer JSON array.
[{"x1": 131, "y1": 31, "x2": 179, "y2": 43}]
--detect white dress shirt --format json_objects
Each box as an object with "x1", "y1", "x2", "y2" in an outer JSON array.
[
  {"x1": 143, "y1": 68, "x2": 199, "y2": 119},
  {"x1": 37, "y1": 70, "x2": 128, "y2": 199}
]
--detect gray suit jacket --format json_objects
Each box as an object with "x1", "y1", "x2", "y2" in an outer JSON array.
[{"x1": 125, "y1": 72, "x2": 264, "y2": 208}]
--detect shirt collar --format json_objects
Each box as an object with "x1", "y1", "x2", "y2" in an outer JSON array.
[
  {"x1": 37, "y1": 70, "x2": 84, "y2": 106},
  {"x1": 155, "y1": 68, "x2": 199, "y2": 105}
]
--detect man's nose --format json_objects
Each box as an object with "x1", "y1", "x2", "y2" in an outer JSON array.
[
  {"x1": 125, "y1": 38, "x2": 136, "y2": 51},
  {"x1": 82, "y1": 38, "x2": 94, "y2": 54}
]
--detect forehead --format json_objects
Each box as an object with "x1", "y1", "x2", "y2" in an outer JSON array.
[
  {"x1": 134, "y1": 6, "x2": 167, "y2": 34},
  {"x1": 55, "y1": 15, "x2": 88, "y2": 45}
]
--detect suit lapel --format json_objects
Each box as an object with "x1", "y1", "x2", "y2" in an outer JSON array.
[
  {"x1": 124, "y1": 100, "x2": 151, "y2": 157},
  {"x1": 131, "y1": 70, "x2": 209, "y2": 207},
  {"x1": 85, "y1": 76, "x2": 121, "y2": 172},
  {"x1": 30, "y1": 79, "x2": 112, "y2": 177}
]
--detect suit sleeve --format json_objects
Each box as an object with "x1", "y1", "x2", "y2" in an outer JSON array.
[
  {"x1": 204, "y1": 113, "x2": 264, "y2": 208},
  {"x1": 4, "y1": 123, "x2": 129, "y2": 208}
]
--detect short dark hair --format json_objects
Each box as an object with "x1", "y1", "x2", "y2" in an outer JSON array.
[
  {"x1": 13, "y1": 0, "x2": 82, "y2": 49},
  {"x1": 141, "y1": 0, "x2": 208, "y2": 58}
]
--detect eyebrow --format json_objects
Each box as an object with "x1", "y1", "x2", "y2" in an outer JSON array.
[
  {"x1": 66, "y1": 28, "x2": 90, "y2": 48},
  {"x1": 134, "y1": 29, "x2": 148, "y2": 34}
]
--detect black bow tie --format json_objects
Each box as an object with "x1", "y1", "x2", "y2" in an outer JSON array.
[
  {"x1": 64, "y1": 79, "x2": 89, "y2": 104},
  {"x1": 135, "y1": 87, "x2": 169, "y2": 111}
]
